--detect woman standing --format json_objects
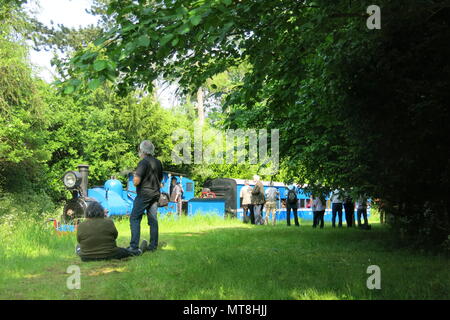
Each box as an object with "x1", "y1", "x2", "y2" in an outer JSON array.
[{"x1": 312, "y1": 194, "x2": 326, "y2": 229}]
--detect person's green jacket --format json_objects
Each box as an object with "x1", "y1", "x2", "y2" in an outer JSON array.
[
  {"x1": 251, "y1": 181, "x2": 265, "y2": 205},
  {"x1": 77, "y1": 218, "x2": 120, "y2": 259}
]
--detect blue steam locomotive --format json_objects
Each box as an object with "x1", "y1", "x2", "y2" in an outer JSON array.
[{"x1": 61, "y1": 164, "x2": 194, "y2": 221}]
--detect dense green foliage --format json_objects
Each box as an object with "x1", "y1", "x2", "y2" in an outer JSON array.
[
  {"x1": 0, "y1": 1, "x2": 50, "y2": 192},
  {"x1": 0, "y1": 0, "x2": 254, "y2": 204},
  {"x1": 62, "y1": 0, "x2": 450, "y2": 248},
  {"x1": 1, "y1": 0, "x2": 449, "y2": 249},
  {"x1": 0, "y1": 1, "x2": 191, "y2": 201}
]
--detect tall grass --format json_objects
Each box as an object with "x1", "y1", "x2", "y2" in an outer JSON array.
[{"x1": 0, "y1": 208, "x2": 448, "y2": 300}]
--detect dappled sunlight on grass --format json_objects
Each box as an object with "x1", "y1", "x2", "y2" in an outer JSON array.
[
  {"x1": 0, "y1": 215, "x2": 448, "y2": 299},
  {"x1": 88, "y1": 266, "x2": 128, "y2": 276},
  {"x1": 160, "y1": 244, "x2": 176, "y2": 251},
  {"x1": 290, "y1": 288, "x2": 342, "y2": 300}
]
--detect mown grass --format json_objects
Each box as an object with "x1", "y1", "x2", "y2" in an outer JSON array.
[{"x1": 0, "y1": 214, "x2": 448, "y2": 300}]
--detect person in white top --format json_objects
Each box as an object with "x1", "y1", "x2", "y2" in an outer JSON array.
[
  {"x1": 169, "y1": 177, "x2": 184, "y2": 215},
  {"x1": 239, "y1": 180, "x2": 253, "y2": 223},
  {"x1": 312, "y1": 194, "x2": 326, "y2": 229},
  {"x1": 330, "y1": 189, "x2": 344, "y2": 227}
]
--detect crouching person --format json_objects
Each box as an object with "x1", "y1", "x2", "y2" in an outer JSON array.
[{"x1": 76, "y1": 202, "x2": 147, "y2": 262}]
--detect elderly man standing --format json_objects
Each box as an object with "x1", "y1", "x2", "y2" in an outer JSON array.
[
  {"x1": 128, "y1": 140, "x2": 163, "y2": 255},
  {"x1": 251, "y1": 175, "x2": 265, "y2": 225}
]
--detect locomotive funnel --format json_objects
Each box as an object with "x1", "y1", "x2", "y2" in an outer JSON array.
[{"x1": 77, "y1": 164, "x2": 89, "y2": 198}]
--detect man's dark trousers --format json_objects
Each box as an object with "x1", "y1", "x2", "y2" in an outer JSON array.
[
  {"x1": 357, "y1": 208, "x2": 368, "y2": 226},
  {"x1": 316, "y1": 210, "x2": 325, "y2": 228},
  {"x1": 130, "y1": 194, "x2": 159, "y2": 250},
  {"x1": 286, "y1": 206, "x2": 299, "y2": 226},
  {"x1": 248, "y1": 204, "x2": 255, "y2": 225},
  {"x1": 312, "y1": 211, "x2": 318, "y2": 227},
  {"x1": 332, "y1": 203, "x2": 343, "y2": 227},
  {"x1": 344, "y1": 203, "x2": 355, "y2": 227}
]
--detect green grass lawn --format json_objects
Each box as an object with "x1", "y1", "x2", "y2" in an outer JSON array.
[{"x1": 0, "y1": 215, "x2": 448, "y2": 300}]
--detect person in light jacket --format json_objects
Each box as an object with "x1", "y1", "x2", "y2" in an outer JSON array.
[
  {"x1": 240, "y1": 180, "x2": 253, "y2": 223},
  {"x1": 251, "y1": 175, "x2": 265, "y2": 225}
]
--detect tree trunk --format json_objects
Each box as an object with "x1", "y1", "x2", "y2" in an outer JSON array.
[{"x1": 196, "y1": 87, "x2": 205, "y2": 126}]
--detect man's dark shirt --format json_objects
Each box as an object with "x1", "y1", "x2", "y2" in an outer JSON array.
[{"x1": 135, "y1": 155, "x2": 163, "y2": 199}]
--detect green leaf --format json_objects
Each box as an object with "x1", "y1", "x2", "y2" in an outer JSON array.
[
  {"x1": 171, "y1": 37, "x2": 179, "y2": 46},
  {"x1": 88, "y1": 78, "x2": 103, "y2": 90},
  {"x1": 119, "y1": 51, "x2": 128, "y2": 61},
  {"x1": 93, "y1": 60, "x2": 108, "y2": 72},
  {"x1": 190, "y1": 15, "x2": 202, "y2": 26},
  {"x1": 69, "y1": 79, "x2": 81, "y2": 86},
  {"x1": 93, "y1": 37, "x2": 106, "y2": 46},
  {"x1": 137, "y1": 35, "x2": 150, "y2": 47},
  {"x1": 80, "y1": 51, "x2": 98, "y2": 63},
  {"x1": 177, "y1": 24, "x2": 191, "y2": 35},
  {"x1": 160, "y1": 33, "x2": 174, "y2": 46},
  {"x1": 122, "y1": 23, "x2": 136, "y2": 32},
  {"x1": 64, "y1": 85, "x2": 75, "y2": 95},
  {"x1": 105, "y1": 71, "x2": 117, "y2": 81}
]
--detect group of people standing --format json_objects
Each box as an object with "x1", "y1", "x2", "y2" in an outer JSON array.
[
  {"x1": 240, "y1": 175, "x2": 268, "y2": 225},
  {"x1": 240, "y1": 176, "x2": 300, "y2": 226},
  {"x1": 240, "y1": 180, "x2": 370, "y2": 229},
  {"x1": 330, "y1": 189, "x2": 369, "y2": 228},
  {"x1": 306, "y1": 189, "x2": 369, "y2": 229}
]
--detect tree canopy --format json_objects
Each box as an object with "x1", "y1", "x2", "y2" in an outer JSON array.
[
  {"x1": 60, "y1": 0, "x2": 450, "y2": 247},
  {"x1": 0, "y1": 0, "x2": 448, "y2": 248}
]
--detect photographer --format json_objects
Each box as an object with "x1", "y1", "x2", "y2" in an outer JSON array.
[{"x1": 128, "y1": 140, "x2": 163, "y2": 254}]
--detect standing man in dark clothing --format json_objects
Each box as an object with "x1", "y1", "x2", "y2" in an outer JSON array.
[
  {"x1": 128, "y1": 140, "x2": 163, "y2": 254},
  {"x1": 286, "y1": 185, "x2": 299, "y2": 226},
  {"x1": 331, "y1": 189, "x2": 344, "y2": 227},
  {"x1": 344, "y1": 195, "x2": 355, "y2": 228}
]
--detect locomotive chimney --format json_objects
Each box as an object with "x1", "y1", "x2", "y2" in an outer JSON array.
[{"x1": 77, "y1": 164, "x2": 89, "y2": 198}]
